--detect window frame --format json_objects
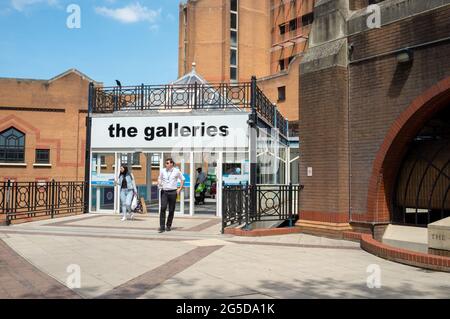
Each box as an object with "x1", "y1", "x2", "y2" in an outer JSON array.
[
  {"x1": 0, "y1": 127, "x2": 26, "y2": 163},
  {"x1": 35, "y1": 149, "x2": 50, "y2": 164}
]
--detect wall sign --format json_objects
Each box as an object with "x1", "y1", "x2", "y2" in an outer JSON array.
[{"x1": 91, "y1": 114, "x2": 249, "y2": 150}]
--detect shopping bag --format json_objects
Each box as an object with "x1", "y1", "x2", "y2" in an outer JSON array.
[{"x1": 131, "y1": 193, "x2": 138, "y2": 211}]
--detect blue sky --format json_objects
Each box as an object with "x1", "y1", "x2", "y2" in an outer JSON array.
[{"x1": 0, "y1": 0, "x2": 182, "y2": 86}]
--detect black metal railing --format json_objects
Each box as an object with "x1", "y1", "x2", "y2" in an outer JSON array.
[
  {"x1": 91, "y1": 80, "x2": 289, "y2": 137},
  {"x1": 222, "y1": 183, "x2": 303, "y2": 232},
  {"x1": 0, "y1": 180, "x2": 86, "y2": 225}
]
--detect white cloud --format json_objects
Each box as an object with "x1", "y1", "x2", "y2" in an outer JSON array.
[
  {"x1": 95, "y1": 2, "x2": 161, "y2": 24},
  {"x1": 11, "y1": 0, "x2": 58, "y2": 11}
]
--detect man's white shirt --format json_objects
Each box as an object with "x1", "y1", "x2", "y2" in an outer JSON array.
[{"x1": 158, "y1": 167, "x2": 185, "y2": 190}]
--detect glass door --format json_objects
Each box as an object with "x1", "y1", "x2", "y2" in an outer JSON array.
[
  {"x1": 162, "y1": 152, "x2": 191, "y2": 215},
  {"x1": 91, "y1": 153, "x2": 116, "y2": 213},
  {"x1": 193, "y1": 152, "x2": 219, "y2": 216}
]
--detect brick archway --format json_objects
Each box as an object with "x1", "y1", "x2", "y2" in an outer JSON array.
[{"x1": 366, "y1": 77, "x2": 450, "y2": 223}]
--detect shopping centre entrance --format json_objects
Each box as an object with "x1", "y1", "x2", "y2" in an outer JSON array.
[{"x1": 87, "y1": 68, "x2": 298, "y2": 219}]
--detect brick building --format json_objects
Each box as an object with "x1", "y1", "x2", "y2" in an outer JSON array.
[
  {"x1": 0, "y1": 69, "x2": 100, "y2": 182},
  {"x1": 178, "y1": 0, "x2": 316, "y2": 135},
  {"x1": 297, "y1": 0, "x2": 450, "y2": 237}
]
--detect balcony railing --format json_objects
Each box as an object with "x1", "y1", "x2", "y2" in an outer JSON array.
[{"x1": 90, "y1": 80, "x2": 289, "y2": 137}]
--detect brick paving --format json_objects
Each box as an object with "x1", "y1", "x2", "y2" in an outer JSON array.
[
  {"x1": 0, "y1": 239, "x2": 81, "y2": 299},
  {"x1": 0, "y1": 214, "x2": 449, "y2": 299}
]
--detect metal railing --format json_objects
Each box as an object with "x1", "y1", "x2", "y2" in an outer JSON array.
[
  {"x1": 91, "y1": 80, "x2": 289, "y2": 137},
  {"x1": 222, "y1": 183, "x2": 303, "y2": 232},
  {"x1": 0, "y1": 180, "x2": 86, "y2": 225}
]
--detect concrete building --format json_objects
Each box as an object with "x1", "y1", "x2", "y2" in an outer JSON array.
[
  {"x1": 297, "y1": 0, "x2": 450, "y2": 239},
  {"x1": 178, "y1": 0, "x2": 316, "y2": 135}
]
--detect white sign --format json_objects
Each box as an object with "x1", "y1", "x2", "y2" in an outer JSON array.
[
  {"x1": 92, "y1": 173, "x2": 115, "y2": 186},
  {"x1": 307, "y1": 167, "x2": 313, "y2": 177},
  {"x1": 91, "y1": 114, "x2": 249, "y2": 150}
]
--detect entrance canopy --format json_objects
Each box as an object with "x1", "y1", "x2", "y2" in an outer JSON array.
[{"x1": 90, "y1": 66, "x2": 289, "y2": 144}]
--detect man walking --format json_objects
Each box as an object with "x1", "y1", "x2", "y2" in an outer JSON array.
[{"x1": 158, "y1": 158, "x2": 185, "y2": 233}]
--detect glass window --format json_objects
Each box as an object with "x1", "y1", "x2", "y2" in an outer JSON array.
[
  {"x1": 302, "y1": 12, "x2": 314, "y2": 26},
  {"x1": 231, "y1": 0, "x2": 238, "y2": 12},
  {"x1": 279, "y1": 24, "x2": 286, "y2": 35},
  {"x1": 35, "y1": 149, "x2": 50, "y2": 164},
  {"x1": 151, "y1": 154, "x2": 161, "y2": 167},
  {"x1": 230, "y1": 30, "x2": 237, "y2": 47},
  {"x1": 0, "y1": 127, "x2": 25, "y2": 163},
  {"x1": 230, "y1": 49, "x2": 237, "y2": 66},
  {"x1": 279, "y1": 59, "x2": 286, "y2": 71},
  {"x1": 289, "y1": 19, "x2": 297, "y2": 31},
  {"x1": 231, "y1": 12, "x2": 237, "y2": 29},
  {"x1": 120, "y1": 153, "x2": 140, "y2": 166},
  {"x1": 230, "y1": 67, "x2": 238, "y2": 81},
  {"x1": 278, "y1": 86, "x2": 286, "y2": 102}
]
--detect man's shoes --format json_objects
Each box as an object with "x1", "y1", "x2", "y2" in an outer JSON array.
[
  {"x1": 158, "y1": 228, "x2": 165, "y2": 233},
  {"x1": 121, "y1": 216, "x2": 127, "y2": 221},
  {"x1": 166, "y1": 226, "x2": 171, "y2": 232}
]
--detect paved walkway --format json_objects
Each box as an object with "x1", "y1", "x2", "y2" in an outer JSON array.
[{"x1": 0, "y1": 214, "x2": 449, "y2": 299}]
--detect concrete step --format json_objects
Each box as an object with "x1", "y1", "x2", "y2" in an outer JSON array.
[{"x1": 382, "y1": 224, "x2": 428, "y2": 254}]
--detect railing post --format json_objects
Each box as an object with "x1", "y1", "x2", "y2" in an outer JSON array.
[
  {"x1": 51, "y1": 179, "x2": 55, "y2": 219},
  {"x1": 5, "y1": 179, "x2": 11, "y2": 226},
  {"x1": 244, "y1": 183, "x2": 250, "y2": 230},
  {"x1": 194, "y1": 82, "x2": 198, "y2": 109},
  {"x1": 288, "y1": 182, "x2": 293, "y2": 227},
  {"x1": 141, "y1": 83, "x2": 145, "y2": 110}
]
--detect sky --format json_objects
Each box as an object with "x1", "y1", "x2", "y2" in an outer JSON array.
[{"x1": 0, "y1": 0, "x2": 183, "y2": 86}]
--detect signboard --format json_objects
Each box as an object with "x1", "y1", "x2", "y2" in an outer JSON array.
[
  {"x1": 91, "y1": 114, "x2": 249, "y2": 150},
  {"x1": 91, "y1": 173, "x2": 115, "y2": 186},
  {"x1": 223, "y1": 174, "x2": 249, "y2": 186}
]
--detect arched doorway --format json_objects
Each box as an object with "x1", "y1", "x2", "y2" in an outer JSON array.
[
  {"x1": 366, "y1": 77, "x2": 450, "y2": 226},
  {"x1": 392, "y1": 106, "x2": 450, "y2": 226}
]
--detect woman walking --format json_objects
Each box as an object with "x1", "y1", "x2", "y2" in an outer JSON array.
[{"x1": 117, "y1": 164, "x2": 137, "y2": 221}]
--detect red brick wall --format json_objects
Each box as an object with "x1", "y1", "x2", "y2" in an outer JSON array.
[
  {"x1": 348, "y1": 6, "x2": 450, "y2": 222},
  {"x1": 299, "y1": 66, "x2": 349, "y2": 222},
  {"x1": 298, "y1": 5, "x2": 450, "y2": 226}
]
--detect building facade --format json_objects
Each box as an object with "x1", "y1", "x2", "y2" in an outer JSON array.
[
  {"x1": 0, "y1": 69, "x2": 100, "y2": 183},
  {"x1": 297, "y1": 0, "x2": 450, "y2": 238},
  {"x1": 178, "y1": 0, "x2": 316, "y2": 134}
]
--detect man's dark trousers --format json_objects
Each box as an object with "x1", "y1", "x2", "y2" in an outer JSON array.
[{"x1": 160, "y1": 189, "x2": 177, "y2": 229}]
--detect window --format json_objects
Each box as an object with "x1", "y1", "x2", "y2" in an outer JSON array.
[
  {"x1": 230, "y1": 0, "x2": 238, "y2": 82},
  {"x1": 0, "y1": 127, "x2": 25, "y2": 163},
  {"x1": 230, "y1": 30, "x2": 237, "y2": 47},
  {"x1": 231, "y1": 12, "x2": 237, "y2": 29},
  {"x1": 133, "y1": 153, "x2": 140, "y2": 165},
  {"x1": 121, "y1": 153, "x2": 140, "y2": 166},
  {"x1": 230, "y1": 67, "x2": 238, "y2": 81},
  {"x1": 230, "y1": 49, "x2": 237, "y2": 66},
  {"x1": 279, "y1": 59, "x2": 286, "y2": 71},
  {"x1": 230, "y1": 0, "x2": 238, "y2": 12},
  {"x1": 279, "y1": 24, "x2": 287, "y2": 35},
  {"x1": 289, "y1": 19, "x2": 297, "y2": 32},
  {"x1": 278, "y1": 86, "x2": 286, "y2": 102},
  {"x1": 100, "y1": 155, "x2": 106, "y2": 165},
  {"x1": 302, "y1": 12, "x2": 314, "y2": 26},
  {"x1": 288, "y1": 56, "x2": 294, "y2": 64},
  {"x1": 35, "y1": 149, "x2": 50, "y2": 164},
  {"x1": 151, "y1": 154, "x2": 161, "y2": 167}
]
